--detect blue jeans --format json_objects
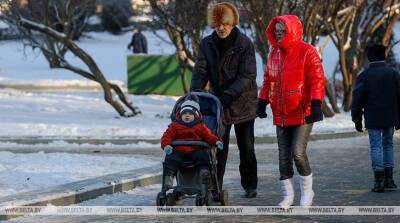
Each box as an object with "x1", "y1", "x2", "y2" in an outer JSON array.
[{"x1": 368, "y1": 128, "x2": 395, "y2": 171}]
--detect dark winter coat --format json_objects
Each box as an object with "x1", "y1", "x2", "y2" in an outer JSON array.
[
  {"x1": 351, "y1": 61, "x2": 400, "y2": 129},
  {"x1": 190, "y1": 28, "x2": 258, "y2": 125},
  {"x1": 128, "y1": 32, "x2": 148, "y2": 54}
]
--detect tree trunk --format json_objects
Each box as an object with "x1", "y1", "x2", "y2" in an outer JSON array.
[
  {"x1": 178, "y1": 59, "x2": 189, "y2": 94},
  {"x1": 325, "y1": 77, "x2": 340, "y2": 113},
  {"x1": 322, "y1": 100, "x2": 335, "y2": 117},
  {"x1": 342, "y1": 85, "x2": 353, "y2": 112},
  {"x1": 41, "y1": 49, "x2": 61, "y2": 68},
  {"x1": 100, "y1": 80, "x2": 129, "y2": 116},
  {"x1": 19, "y1": 18, "x2": 141, "y2": 117}
]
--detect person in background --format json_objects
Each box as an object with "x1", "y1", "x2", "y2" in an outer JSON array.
[
  {"x1": 351, "y1": 43, "x2": 400, "y2": 193},
  {"x1": 127, "y1": 27, "x2": 148, "y2": 54}
]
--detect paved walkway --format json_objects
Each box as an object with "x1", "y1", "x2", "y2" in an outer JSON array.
[{"x1": 4, "y1": 136, "x2": 400, "y2": 222}]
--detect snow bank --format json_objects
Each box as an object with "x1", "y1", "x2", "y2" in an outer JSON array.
[
  {"x1": 0, "y1": 89, "x2": 355, "y2": 139},
  {"x1": 0, "y1": 151, "x2": 159, "y2": 197}
]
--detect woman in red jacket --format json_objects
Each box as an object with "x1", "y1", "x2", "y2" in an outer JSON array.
[{"x1": 257, "y1": 15, "x2": 325, "y2": 207}]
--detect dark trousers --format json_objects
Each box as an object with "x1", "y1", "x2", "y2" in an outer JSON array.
[
  {"x1": 217, "y1": 119, "x2": 258, "y2": 190},
  {"x1": 163, "y1": 149, "x2": 210, "y2": 175},
  {"x1": 276, "y1": 124, "x2": 313, "y2": 180}
]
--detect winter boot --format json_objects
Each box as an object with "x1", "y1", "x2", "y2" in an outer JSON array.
[
  {"x1": 199, "y1": 169, "x2": 210, "y2": 199},
  {"x1": 372, "y1": 171, "x2": 385, "y2": 193},
  {"x1": 299, "y1": 174, "x2": 314, "y2": 206},
  {"x1": 278, "y1": 178, "x2": 294, "y2": 208},
  {"x1": 244, "y1": 189, "x2": 257, "y2": 198},
  {"x1": 384, "y1": 168, "x2": 397, "y2": 190}
]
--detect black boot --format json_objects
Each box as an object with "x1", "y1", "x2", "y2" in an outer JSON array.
[
  {"x1": 160, "y1": 174, "x2": 175, "y2": 197},
  {"x1": 384, "y1": 168, "x2": 397, "y2": 190},
  {"x1": 372, "y1": 171, "x2": 385, "y2": 193},
  {"x1": 244, "y1": 188, "x2": 257, "y2": 198}
]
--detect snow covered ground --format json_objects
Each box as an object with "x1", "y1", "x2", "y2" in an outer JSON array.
[
  {"x1": 0, "y1": 151, "x2": 159, "y2": 198},
  {"x1": 1, "y1": 25, "x2": 399, "y2": 140},
  {"x1": 0, "y1": 88, "x2": 355, "y2": 139}
]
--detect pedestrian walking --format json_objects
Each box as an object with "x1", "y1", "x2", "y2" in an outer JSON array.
[
  {"x1": 127, "y1": 27, "x2": 148, "y2": 54},
  {"x1": 257, "y1": 15, "x2": 325, "y2": 207},
  {"x1": 191, "y1": 2, "x2": 258, "y2": 199},
  {"x1": 351, "y1": 43, "x2": 400, "y2": 193}
]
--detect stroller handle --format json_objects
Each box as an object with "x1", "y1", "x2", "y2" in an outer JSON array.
[{"x1": 171, "y1": 140, "x2": 211, "y2": 149}]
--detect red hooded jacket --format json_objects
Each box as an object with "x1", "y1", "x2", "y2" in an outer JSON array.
[
  {"x1": 161, "y1": 113, "x2": 221, "y2": 153},
  {"x1": 259, "y1": 15, "x2": 325, "y2": 126}
]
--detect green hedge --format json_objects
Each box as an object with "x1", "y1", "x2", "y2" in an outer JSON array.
[{"x1": 127, "y1": 55, "x2": 192, "y2": 96}]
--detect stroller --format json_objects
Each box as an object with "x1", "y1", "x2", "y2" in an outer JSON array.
[{"x1": 156, "y1": 92, "x2": 228, "y2": 206}]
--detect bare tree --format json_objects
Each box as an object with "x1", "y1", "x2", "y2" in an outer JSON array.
[
  {"x1": 1, "y1": 0, "x2": 97, "y2": 68},
  {"x1": 323, "y1": 0, "x2": 400, "y2": 111},
  {"x1": 100, "y1": 0, "x2": 132, "y2": 34},
  {"x1": 149, "y1": 0, "x2": 210, "y2": 93},
  {"x1": 1, "y1": 0, "x2": 141, "y2": 117}
]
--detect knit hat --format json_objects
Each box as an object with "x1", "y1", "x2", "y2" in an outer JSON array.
[
  {"x1": 367, "y1": 43, "x2": 386, "y2": 62},
  {"x1": 180, "y1": 94, "x2": 200, "y2": 118},
  {"x1": 207, "y1": 2, "x2": 239, "y2": 28}
]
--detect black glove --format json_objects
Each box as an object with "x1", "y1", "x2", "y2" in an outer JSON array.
[
  {"x1": 256, "y1": 99, "x2": 268, "y2": 119},
  {"x1": 220, "y1": 93, "x2": 233, "y2": 108},
  {"x1": 127, "y1": 45, "x2": 131, "y2": 50},
  {"x1": 305, "y1": 100, "x2": 323, "y2": 124},
  {"x1": 395, "y1": 125, "x2": 400, "y2": 130},
  {"x1": 355, "y1": 122, "x2": 363, "y2": 132}
]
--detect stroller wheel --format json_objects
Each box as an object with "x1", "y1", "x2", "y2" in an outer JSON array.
[
  {"x1": 173, "y1": 191, "x2": 183, "y2": 205},
  {"x1": 166, "y1": 193, "x2": 176, "y2": 206},
  {"x1": 211, "y1": 190, "x2": 220, "y2": 202},
  {"x1": 195, "y1": 194, "x2": 209, "y2": 206},
  {"x1": 156, "y1": 192, "x2": 166, "y2": 206},
  {"x1": 220, "y1": 190, "x2": 229, "y2": 206}
]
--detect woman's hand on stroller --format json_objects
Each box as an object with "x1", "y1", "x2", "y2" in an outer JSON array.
[
  {"x1": 164, "y1": 145, "x2": 173, "y2": 155},
  {"x1": 216, "y1": 141, "x2": 224, "y2": 150}
]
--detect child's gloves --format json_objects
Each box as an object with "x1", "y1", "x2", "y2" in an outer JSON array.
[
  {"x1": 216, "y1": 141, "x2": 224, "y2": 150},
  {"x1": 164, "y1": 145, "x2": 173, "y2": 155}
]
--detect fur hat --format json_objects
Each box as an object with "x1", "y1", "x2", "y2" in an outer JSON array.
[
  {"x1": 180, "y1": 94, "x2": 200, "y2": 118},
  {"x1": 207, "y1": 2, "x2": 239, "y2": 27},
  {"x1": 367, "y1": 43, "x2": 386, "y2": 62}
]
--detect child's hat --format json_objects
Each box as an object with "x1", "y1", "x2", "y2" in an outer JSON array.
[{"x1": 180, "y1": 94, "x2": 200, "y2": 117}]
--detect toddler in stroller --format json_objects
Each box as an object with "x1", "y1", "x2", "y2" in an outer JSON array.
[{"x1": 157, "y1": 93, "x2": 227, "y2": 206}]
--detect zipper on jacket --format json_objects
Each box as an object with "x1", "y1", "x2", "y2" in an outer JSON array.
[
  {"x1": 279, "y1": 50, "x2": 287, "y2": 127},
  {"x1": 218, "y1": 48, "x2": 237, "y2": 94},
  {"x1": 302, "y1": 101, "x2": 306, "y2": 124}
]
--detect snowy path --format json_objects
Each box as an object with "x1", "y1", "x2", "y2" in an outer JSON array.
[{"x1": 5, "y1": 136, "x2": 400, "y2": 223}]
